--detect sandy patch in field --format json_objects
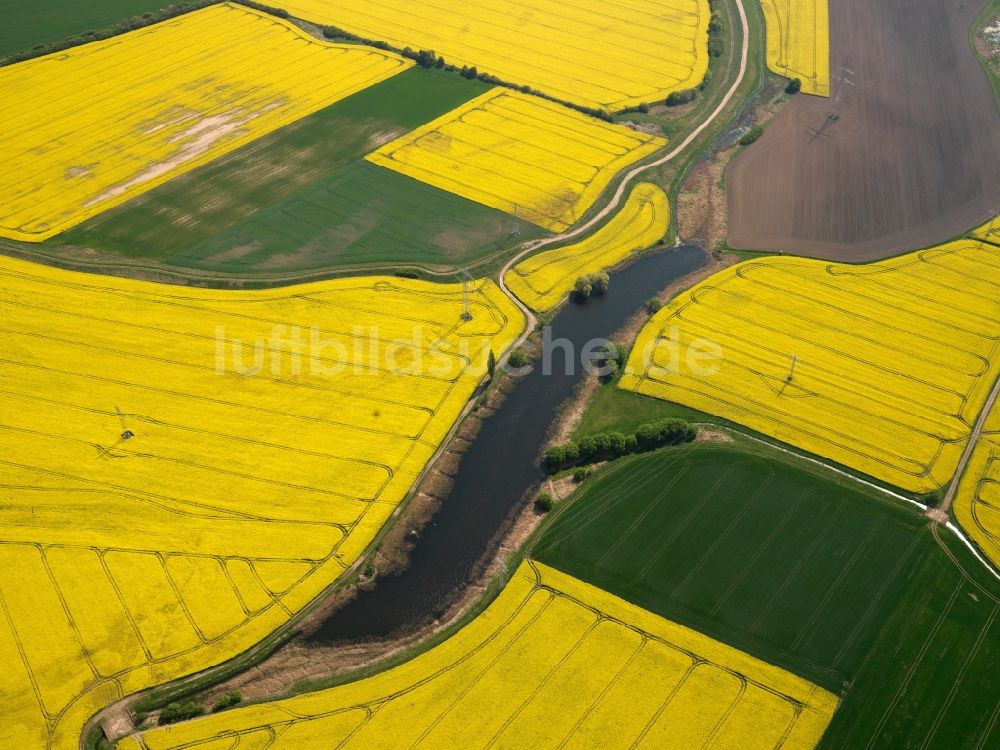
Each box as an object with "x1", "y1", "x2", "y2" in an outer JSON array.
[{"x1": 86, "y1": 101, "x2": 287, "y2": 208}]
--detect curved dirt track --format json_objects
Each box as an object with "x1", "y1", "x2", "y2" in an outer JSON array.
[
  {"x1": 728, "y1": 0, "x2": 1000, "y2": 261},
  {"x1": 499, "y1": 0, "x2": 750, "y2": 332}
]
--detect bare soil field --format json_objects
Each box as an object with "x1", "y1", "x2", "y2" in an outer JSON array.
[{"x1": 728, "y1": 0, "x2": 1000, "y2": 260}]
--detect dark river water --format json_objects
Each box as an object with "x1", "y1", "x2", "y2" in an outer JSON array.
[{"x1": 309, "y1": 245, "x2": 707, "y2": 642}]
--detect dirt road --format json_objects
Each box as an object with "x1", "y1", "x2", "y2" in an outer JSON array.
[{"x1": 939, "y1": 374, "x2": 1000, "y2": 515}]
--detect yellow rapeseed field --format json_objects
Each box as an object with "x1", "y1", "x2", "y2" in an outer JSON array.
[
  {"x1": 0, "y1": 255, "x2": 522, "y2": 749},
  {"x1": 621, "y1": 240, "x2": 1000, "y2": 493},
  {"x1": 954, "y1": 405, "x2": 1000, "y2": 568},
  {"x1": 759, "y1": 0, "x2": 829, "y2": 95},
  {"x1": 124, "y1": 561, "x2": 837, "y2": 750},
  {"x1": 278, "y1": 0, "x2": 709, "y2": 111},
  {"x1": 0, "y1": 3, "x2": 410, "y2": 243},
  {"x1": 972, "y1": 216, "x2": 1000, "y2": 245},
  {"x1": 505, "y1": 183, "x2": 669, "y2": 312},
  {"x1": 367, "y1": 89, "x2": 667, "y2": 233}
]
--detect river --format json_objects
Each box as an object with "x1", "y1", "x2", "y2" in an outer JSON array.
[{"x1": 309, "y1": 245, "x2": 707, "y2": 641}]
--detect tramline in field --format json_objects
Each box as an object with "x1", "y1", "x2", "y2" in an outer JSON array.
[
  {"x1": 954, "y1": 405, "x2": 1000, "y2": 568},
  {"x1": 279, "y1": 0, "x2": 710, "y2": 111},
  {"x1": 368, "y1": 89, "x2": 667, "y2": 233},
  {"x1": 122, "y1": 562, "x2": 836, "y2": 750},
  {"x1": 758, "y1": 0, "x2": 829, "y2": 95},
  {"x1": 0, "y1": 255, "x2": 522, "y2": 748},
  {"x1": 621, "y1": 240, "x2": 1000, "y2": 493},
  {"x1": 0, "y1": 2, "x2": 410, "y2": 243}
]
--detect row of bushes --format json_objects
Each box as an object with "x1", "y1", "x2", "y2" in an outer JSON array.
[
  {"x1": 544, "y1": 418, "x2": 697, "y2": 472},
  {"x1": 157, "y1": 691, "x2": 242, "y2": 726},
  {"x1": 5, "y1": 0, "x2": 629, "y2": 124},
  {"x1": 707, "y1": 6, "x2": 724, "y2": 59},
  {"x1": 1, "y1": 0, "x2": 288, "y2": 66},
  {"x1": 662, "y1": 0, "x2": 724, "y2": 110},
  {"x1": 317, "y1": 35, "x2": 617, "y2": 122}
]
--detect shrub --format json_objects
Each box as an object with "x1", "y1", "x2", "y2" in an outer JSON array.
[
  {"x1": 415, "y1": 49, "x2": 438, "y2": 68},
  {"x1": 666, "y1": 88, "x2": 697, "y2": 106},
  {"x1": 159, "y1": 701, "x2": 205, "y2": 726},
  {"x1": 212, "y1": 691, "x2": 243, "y2": 713},
  {"x1": 535, "y1": 492, "x2": 554, "y2": 512},
  {"x1": 572, "y1": 468, "x2": 590, "y2": 482},
  {"x1": 706, "y1": 11, "x2": 723, "y2": 57},
  {"x1": 922, "y1": 487, "x2": 945, "y2": 508},
  {"x1": 786, "y1": 77, "x2": 802, "y2": 94},
  {"x1": 508, "y1": 348, "x2": 528, "y2": 369},
  {"x1": 591, "y1": 271, "x2": 610, "y2": 296},
  {"x1": 739, "y1": 125, "x2": 764, "y2": 146},
  {"x1": 544, "y1": 443, "x2": 579, "y2": 471},
  {"x1": 646, "y1": 298, "x2": 663, "y2": 315}
]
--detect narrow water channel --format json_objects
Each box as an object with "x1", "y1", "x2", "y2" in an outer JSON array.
[{"x1": 309, "y1": 245, "x2": 707, "y2": 642}]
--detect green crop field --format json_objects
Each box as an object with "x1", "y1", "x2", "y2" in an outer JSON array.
[
  {"x1": 33, "y1": 67, "x2": 542, "y2": 275},
  {"x1": 534, "y1": 444, "x2": 924, "y2": 689},
  {"x1": 820, "y1": 529, "x2": 1000, "y2": 749},
  {"x1": 0, "y1": 0, "x2": 168, "y2": 58},
  {"x1": 533, "y1": 443, "x2": 1000, "y2": 747}
]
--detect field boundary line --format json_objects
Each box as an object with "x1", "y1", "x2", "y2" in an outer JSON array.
[
  {"x1": 716, "y1": 424, "x2": 1000, "y2": 583},
  {"x1": 714, "y1": 426, "x2": 925, "y2": 511},
  {"x1": 944, "y1": 522, "x2": 1000, "y2": 584}
]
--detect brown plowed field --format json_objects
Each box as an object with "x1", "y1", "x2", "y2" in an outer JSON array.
[{"x1": 728, "y1": 0, "x2": 1000, "y2": 261}]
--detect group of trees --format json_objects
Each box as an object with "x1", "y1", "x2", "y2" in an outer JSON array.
[
  {"x1": 573, "y1": 271, "x2": 610, "y2": 301},
  {"x1": 544, "y1": 417, "x2": 697, "y2": 472},
  {"x1": 410, "y1": 48, "x2": 446, "y2": 68}
]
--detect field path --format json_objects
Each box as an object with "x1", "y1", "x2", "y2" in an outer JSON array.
[
  {"x1": 499, "y1": 0, "x2": 751, "y2": 338},
  {"x1": 938, "y1": 374, "x2": 1000, "y2": 515}
]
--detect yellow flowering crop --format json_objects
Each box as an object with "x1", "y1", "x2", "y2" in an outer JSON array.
[
  {"x1": 0, "y1": 254, "x2": 522, "y2": 749},
  {"x1": 0, "y1": 3, "x2": 410, "y2": 243},
  {"x1": 125, "y1": 560, "x2": 836, "y2": 750},
  {"x1": 621, "y1": 241, "x2": 1000, "y2": 493},
  {"x1": 505, "y1": 183, "x2": 669, "y2": 312},
  {"x1": 367, "y1": 89, "x2": 667, "y2": 232},
  {"x1": 972, "y1": 216, "x2": 1000, "y2": 245},
  {"x1": 759, "y1": 0, "x2": 829, "y2": 95},
  {"x1": 279, "y1": 0, "x2": 709, "y2": 111},
  {"x1": 954, "y1": 405, "x2": 1000, "y2": 568}
]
